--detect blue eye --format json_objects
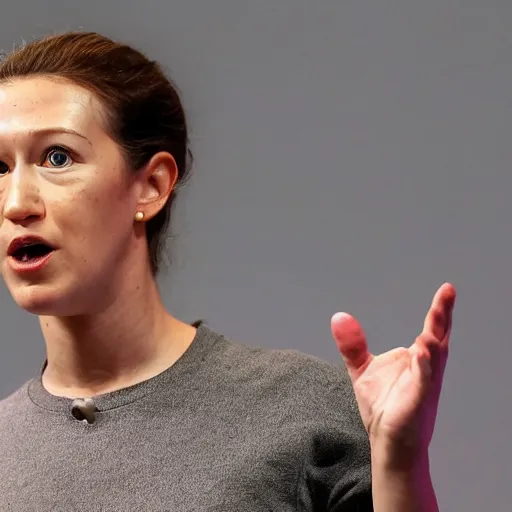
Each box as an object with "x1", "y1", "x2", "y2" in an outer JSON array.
[
  {"x1": 44, "y1": 146, "x2": 72, "y2": 168},
  {"x1": 49, "y1": 151, "x2": 69, "y2": 167}
]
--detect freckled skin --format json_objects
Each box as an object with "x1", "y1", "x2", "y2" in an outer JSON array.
[{"x1": 0, "y1": 77, "x2": 144, "y2": 316}]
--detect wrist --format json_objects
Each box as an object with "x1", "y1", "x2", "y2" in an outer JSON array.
[
  {"x1": 370, "y1": 439, "x2": 438, "y2": 512},
  {"x1": 370, "y1": 435, "x2": 431, "y2": 474}
]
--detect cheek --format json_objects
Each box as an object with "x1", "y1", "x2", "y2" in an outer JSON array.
[{"x1": 58, "y1": 175, "x2": 136, "y2": 259}]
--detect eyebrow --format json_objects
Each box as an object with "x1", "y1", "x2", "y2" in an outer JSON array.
[{"x1": 25, "y1": 127, "x2": 92, "y2": 146}]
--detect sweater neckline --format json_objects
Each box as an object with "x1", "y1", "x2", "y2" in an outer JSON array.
[{"x1": 27, "y1": 324, "x2": 220, "y2": 413}]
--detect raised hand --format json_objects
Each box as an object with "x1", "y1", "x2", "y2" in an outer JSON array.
[{"x1": 331, "y1": 283, "x2": 456, "y2": 452}]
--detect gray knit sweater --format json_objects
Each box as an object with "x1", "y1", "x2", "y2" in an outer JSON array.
[{"x1": 0, "y1": 324, "x2": 372, "y2": 511}]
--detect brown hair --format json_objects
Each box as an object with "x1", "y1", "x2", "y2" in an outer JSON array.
[{"x1": 0, "y1": 31, "x2": 192, "y2": 275}]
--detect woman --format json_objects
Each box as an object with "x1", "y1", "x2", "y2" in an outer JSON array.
[{"x1": 0, "y1": 32, "x2": 455, "y2": 511}]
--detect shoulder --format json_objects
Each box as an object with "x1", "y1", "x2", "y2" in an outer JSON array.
[
  {"x1": 232, "y1": 339, "x2": 351, "y2": 391},
  {"x1": 0, "y1": 381, "x2": 31, "y2": 416},
  {"x1": 208, "y1": 326, "x2": 347, "y2": 383},
  {"x1": 202, "y1": 326, "x2": 361, "y2": 425},
  {"x1": 204, "y1": 328, "x2": 372, "y2": 507}
]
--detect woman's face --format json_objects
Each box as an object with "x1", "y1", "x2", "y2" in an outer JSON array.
[{"x1": 0, "y1": 77, "x2": 144, "y2": 315}]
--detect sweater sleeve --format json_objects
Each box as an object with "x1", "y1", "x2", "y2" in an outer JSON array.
[{"x1": 294, "y1": 358, "x2": 374, "y2": 512}]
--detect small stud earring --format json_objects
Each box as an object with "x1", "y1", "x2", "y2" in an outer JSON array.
[{"x1": 134, "y1": 211, "x2": 144, "y2": 221}]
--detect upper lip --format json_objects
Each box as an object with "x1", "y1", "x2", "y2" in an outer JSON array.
[{"x1": 7, "y1": 235, "x2": 56, "y2": 256}]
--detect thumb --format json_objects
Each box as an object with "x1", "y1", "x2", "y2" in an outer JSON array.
[{"x1": 331, "y1": 312, "x2": 372, "y2": 378}]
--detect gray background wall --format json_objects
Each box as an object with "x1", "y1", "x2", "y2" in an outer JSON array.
[{"x1": 0, "y1": 1, "x2": 509, "y2": 509}]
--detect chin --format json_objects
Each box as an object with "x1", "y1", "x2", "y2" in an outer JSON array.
[
  {"x1": 3, "y1": 257, "x2": 121, "y2": 316},
  {"x1": 4, "y1": 272, "x2": 86, "y2": 316},
  {"x1": 9, "y1": 277, "x2": 117, "y2": 317},
  {"x1": 10, "y1": 284, "x2": 73, "y2": 316}
]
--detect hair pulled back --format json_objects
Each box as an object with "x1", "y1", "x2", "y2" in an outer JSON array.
[{"x1": 0, "y1": 31, "x2": 192, "y2": 274}]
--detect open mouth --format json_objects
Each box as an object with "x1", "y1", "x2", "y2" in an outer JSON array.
[{"x1": 10, "y1": 243, "x2": 54, "y2": 262}]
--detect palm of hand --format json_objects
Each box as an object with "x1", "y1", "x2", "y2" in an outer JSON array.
[{"x1": 332, "y1": 283, "x2": 455, "y2": 448}]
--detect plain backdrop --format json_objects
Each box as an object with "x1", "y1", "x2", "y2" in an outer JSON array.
[{"x1": 0, "y1": 1, "x2": 510, "y2": 509}]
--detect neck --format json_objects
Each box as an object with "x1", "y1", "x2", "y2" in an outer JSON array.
[{"x1": 38, "y1": 267, "x2": 196, "y2": 399}]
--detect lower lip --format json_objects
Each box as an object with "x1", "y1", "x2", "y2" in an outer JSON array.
[{"x1": 8, "y1": 251, "x2": 54, "y2": 274}]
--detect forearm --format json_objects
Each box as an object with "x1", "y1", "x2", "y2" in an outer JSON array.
[{"x1": 371, "y1": 441, "x2": 439, "y2": 512}]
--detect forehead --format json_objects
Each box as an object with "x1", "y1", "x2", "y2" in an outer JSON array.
[{"x1": 0, "y1": 77, "x2": 103, "y2": 138}]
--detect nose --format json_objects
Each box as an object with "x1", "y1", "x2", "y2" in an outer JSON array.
[{"x1": 2, "y1": 168, "x2": 45, "y2": 225}]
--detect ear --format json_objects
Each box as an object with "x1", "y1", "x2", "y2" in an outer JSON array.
[{"x1": 135, "y1": 152, "x2": 178, "y2": 220}]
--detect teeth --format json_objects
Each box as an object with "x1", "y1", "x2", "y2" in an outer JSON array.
[{"x1": 21, "y1": 253, "x2": 29, "y2": 262}]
